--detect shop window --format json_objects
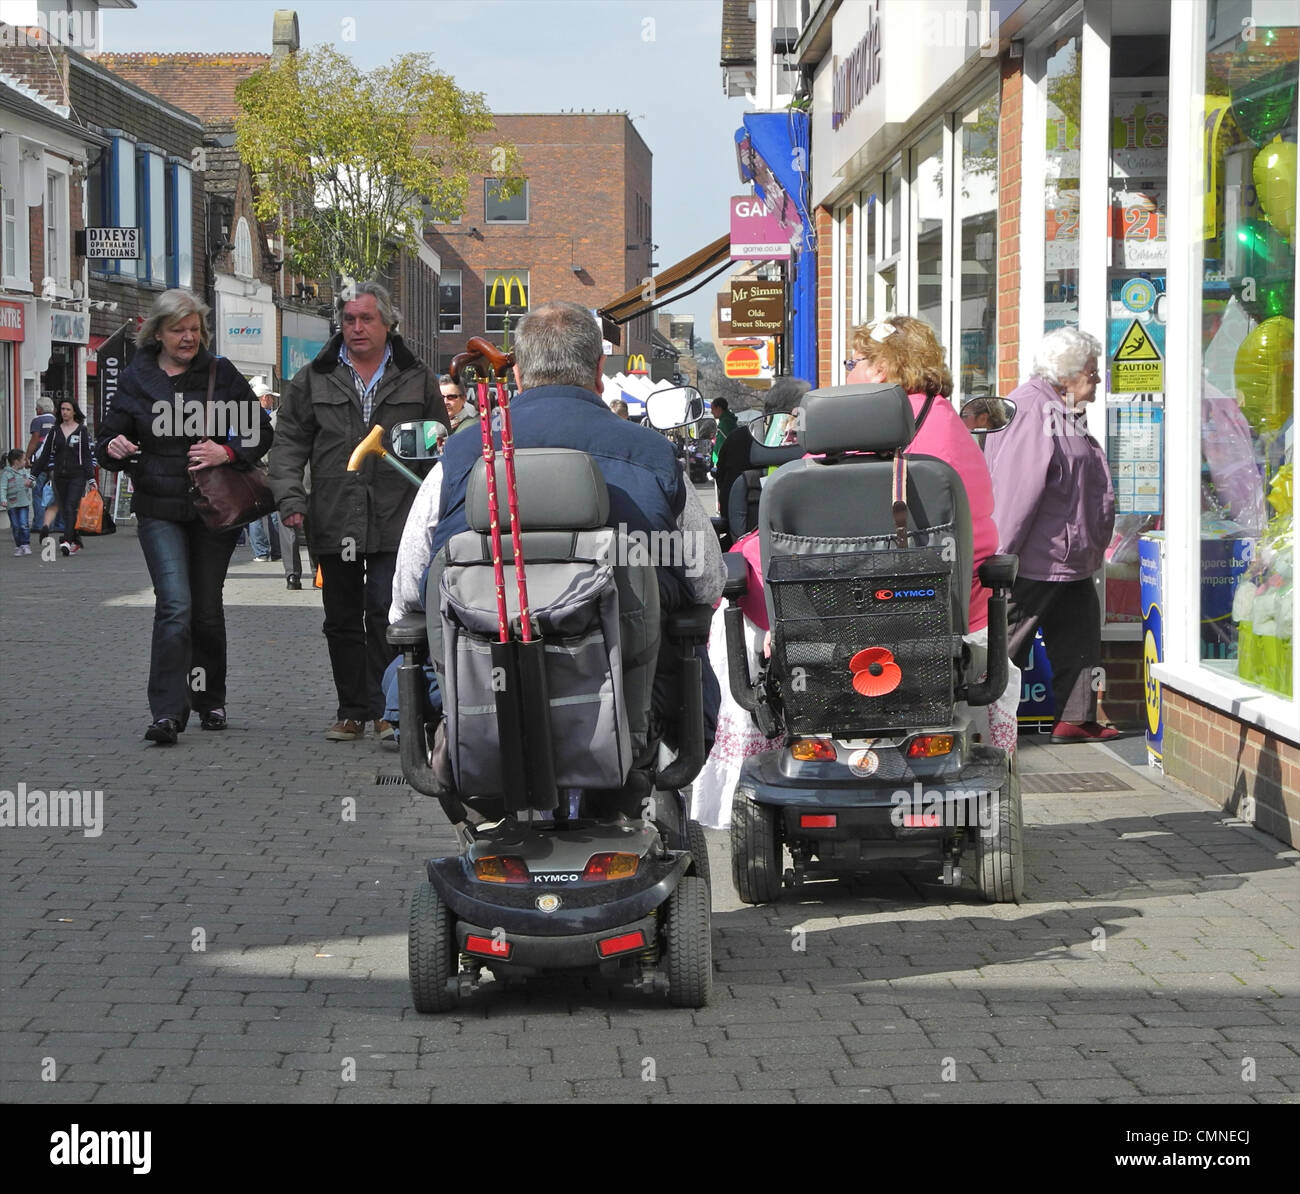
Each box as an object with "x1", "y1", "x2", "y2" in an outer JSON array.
[
  {"x1": 957, "y1": 89, "x2": 999, "y2": 398},
  {"x1": 1197, "y1": 20, "x2": 1297, "y2": 696},
  {"x1": 439, "y1": 268, "x2": 461, "y2": 333},
  {"x1": 913, "y1": 124, "x2": 944, "y2": 334},
  {"x1": 485, "y1": 269, "x2": 528, "y2": 337},
  {"x1": 484, "y1": 178, "x2": 528, "y2": 223},
  {"x1": 1044, "y1": 31, "x2": 1082, "y2": 331}
]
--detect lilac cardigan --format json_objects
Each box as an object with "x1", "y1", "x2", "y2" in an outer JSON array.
[{"x1": 983, "y1": 375, "x2": 1116, "y2": 582}]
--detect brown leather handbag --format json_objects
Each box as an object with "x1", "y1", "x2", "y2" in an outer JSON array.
[{"x1": 189, "y1": 359, "x2": 276, "y2": 531}]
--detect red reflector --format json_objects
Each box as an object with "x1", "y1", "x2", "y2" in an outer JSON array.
[
  {"x1": 902, "y1": 813, "x2": 941, "y2": 828},
  {"x1": 800, "y1": 814, "x2": 837, "y2": 828},
  {"x1": 597, "y1": 930, "x2": 646, "y2": 958},
  {"x1": 465, "y1": 933, "x2": 511, "y2": 958}
]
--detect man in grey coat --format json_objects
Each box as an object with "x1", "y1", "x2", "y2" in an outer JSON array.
[{"x1": 271, "y1": 282, "x2": 447, "y2": 741}]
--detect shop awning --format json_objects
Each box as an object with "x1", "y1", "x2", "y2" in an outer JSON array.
[{"x1": 599, "y1": 233, "x2": 732, "y2": 329}]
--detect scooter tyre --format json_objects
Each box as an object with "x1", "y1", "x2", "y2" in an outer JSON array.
[
  {"x1": 409, "y1": 881, "x2": 458, "y2": 1013},
  {"x1": 974, "y1": 753, "x2": 1025, "y2": 903},
  {"x1": 730, "y1": 796, "x2": 782, "y2": 905},
  {"x1": 664, "y1": 875, "x2": 712, "y2": 1008},
  {"x1": 686, "y1": 819, "x2": 712, "y2": 888}
]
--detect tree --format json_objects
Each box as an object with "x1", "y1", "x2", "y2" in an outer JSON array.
[{"x1": 235, "y1": 46, "x2": 521, "y2": 285}]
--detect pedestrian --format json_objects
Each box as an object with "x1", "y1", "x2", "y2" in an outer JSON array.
[
  {"x1": 709, "y1": 397, "x2": 738, "y2": 511},
  {"x1": 0, "y1": 449, "x2": 34, "y2": 555},
  {"x1": 609, "y1": 397, "x2": 629, "y2": 419},
  {"x1": 29, "y1": 397, "x2": 95, "y2": 555},
  {"x1": 24, "y1": 397, "x2": 55, "y2": 533},
  {"x1": 270, "y1": 281, "x2": 447, "y2": 742},
  {"x1": 246, "y1": 378, "x2": 283, "y2": 563},
  {"x1": 94, "y1": 287, "x2": 272, "y2": 745},
  {"x1": 984, "y1": 326, "x2": 1118, "y2": 743},
  {"x1": 439, "y1": 373, "x2": 477, "y2": 434}
]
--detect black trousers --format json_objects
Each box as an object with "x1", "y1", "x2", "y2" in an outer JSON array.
[
  {"x1": 51, "y1": 474, "x2": 87, "y2": 546},
  {"x1": 319, "y1": 551, "x2": 398, "y2": 722},
  {"x1": 1006, "y1": 576, "x2": 1102, "y2": 725}
]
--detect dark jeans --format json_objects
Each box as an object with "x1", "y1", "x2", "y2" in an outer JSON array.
[
  {"x1": 52, "y1": 474, "x2": 86, "y2": 546},
  {"x1": 1007, "y1": 576, "x2": 1102, "y2": 725},
  {"x1": 137, "y1": 515, "x2": 240, "y2": 721},
  {"x1": 319, "y1": 551, "x2": 398, "y2": 722}
]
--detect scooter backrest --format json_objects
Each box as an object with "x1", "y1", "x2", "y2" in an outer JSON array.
[
  {"x1": 799, "y1": 384, "x2": 916, "y2": 455},
  {"x1": 467, "y1": 447, "x2": 609, "y2": 532}
]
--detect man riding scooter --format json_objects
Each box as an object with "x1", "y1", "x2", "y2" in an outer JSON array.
[{"x1": 391, "y1": 300, "x2": 727, "y2": 797}]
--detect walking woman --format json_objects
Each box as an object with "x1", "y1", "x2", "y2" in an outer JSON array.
[
  {"x1": 95, "y1": 288, "x2": 272, "y2": 744},
  {"x1": 29, "y1": 398, "x2": 95, "y2": 555}
]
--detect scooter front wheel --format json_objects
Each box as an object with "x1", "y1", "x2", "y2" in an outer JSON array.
[
  {"x1": 409, "y1": 882, "x2": 458, "y2": 1013},
  {"x1": 664, "y1": 875, "x2": 712, "y2": 1008}
]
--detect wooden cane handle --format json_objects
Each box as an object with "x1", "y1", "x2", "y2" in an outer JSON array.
[{"x1": 450, "y1": 338, "x2": 515, "y2": 384}]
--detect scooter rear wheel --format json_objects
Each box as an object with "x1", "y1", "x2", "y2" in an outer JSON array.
[
  {"x1": 974, "y1": 753, "x2": 1025, "y2": 903},
  {"x1": 730, "y1": 796, "x2": 782, "y2": 905},
  {"x1": 409, "y1": 882, "x2": 458, "y2": 1013},
  {"x1": 664, "y1": 875, "x2": 712, "y2": 1008}
]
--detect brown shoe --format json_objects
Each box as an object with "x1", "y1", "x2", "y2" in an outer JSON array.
[
  {"x1": 325, "y1": 719, "x2": 364, "y2": 741},
  {"x1": 374, "y1": 719, "x2": 396, "y2": 742}
]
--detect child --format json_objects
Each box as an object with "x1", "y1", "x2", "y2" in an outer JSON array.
[{"x1": 0, "y1": 449, "x2": 34, "y2": 555}]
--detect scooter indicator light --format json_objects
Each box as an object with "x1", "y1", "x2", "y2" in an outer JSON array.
[
  {"x1": 582, "y1": 853, "x2": 640, "y2": 881},
  {"x1": 907, "y1": 735, "x2": 954, "y2": 758},
  {"x1": 474, "y1": 856, "x2": 530, "y2": 884},
  {"x1": 597, "y1": 930, "x2": 646, "y2": 957},
  {"x1": 791, "y1": 738, "x2": 836, "y2": 761}
]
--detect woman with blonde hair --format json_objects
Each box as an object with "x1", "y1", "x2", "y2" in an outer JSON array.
[{"x1": 95, "y1": 288, "x2": 272, "y2": 744}]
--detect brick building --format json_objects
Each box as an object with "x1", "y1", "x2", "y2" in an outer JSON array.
[{"x1": 426, "y1": 112, "x2": 654, "y2": 374}]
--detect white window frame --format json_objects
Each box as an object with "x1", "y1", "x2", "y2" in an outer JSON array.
[
  {"x1": 167, "y1": 158, "x2": 193, "y2": 290},
  {"x1": 104, "y1": 133, "x2": 137, "y2": 279},
  {"x1": 233, "y1": 216, "x2": 254, "y2": 279},
  {"x1": 1, "y1": 179, "x2": 29, "y2": 291},
  {"x1": 136, "y1": 148, "x2": 166, "y2": 284},
  {"x1": 1156, "y1": 0, "x2": 1299, "y2": 739},
  {"x1": 43, "y1": 158, "x2": 71, "y2": 298}
]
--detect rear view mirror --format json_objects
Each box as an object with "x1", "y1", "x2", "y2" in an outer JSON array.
[
  {"x1": 645, "y1": 386, "x2": 707, "y2": 431},
  {"x1": 389, "y1": 420, "x2": 449, "y2": 461},
  {"x1": 960, "y1": 396, "x2": 1016, "y2": 434}
]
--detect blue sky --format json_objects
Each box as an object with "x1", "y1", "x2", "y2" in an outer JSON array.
[{"x1": 100, "y1": 0, "x2": 750, "y2": 343}]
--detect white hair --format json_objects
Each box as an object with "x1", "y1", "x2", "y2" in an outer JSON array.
[
  {"x1": 138, "y1": 288, "x2": 211, "y2": 350},
  {"x1": 1032, "y1": 327, "x2": 1102, "y2": 385},
  {"x1": 35, "y1": 396, "x2": 54, "y2": 414}
]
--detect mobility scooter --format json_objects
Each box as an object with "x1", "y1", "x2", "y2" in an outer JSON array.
[
  {"x1": 722, "y1": 383, "x2": 1025, "y2": 904},
  {"x1": 381, "y1": 341, "x2": 716, "y2": 1011}
]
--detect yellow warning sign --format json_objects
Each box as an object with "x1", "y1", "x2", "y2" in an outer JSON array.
[{"x1": 1111, "y1": 319, "x2": 1163, "y2": 392}]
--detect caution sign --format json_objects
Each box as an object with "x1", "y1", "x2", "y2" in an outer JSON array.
[{"x1": 1110, "y1": 319, "x2": 1163, "y2": 392}]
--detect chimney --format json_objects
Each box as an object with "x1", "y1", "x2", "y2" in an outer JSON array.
[{"x1": 272, "y1": 10, "x2": 299, "y2": 61}]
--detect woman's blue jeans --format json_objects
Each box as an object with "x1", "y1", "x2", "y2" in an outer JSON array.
[{"x1": 137, "y1": 515, "x2": 239, "y2": 721}]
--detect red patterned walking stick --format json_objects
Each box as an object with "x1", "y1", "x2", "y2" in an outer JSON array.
[{"x1": 495, "y1": 375, "x2": 534, "y2": 642}]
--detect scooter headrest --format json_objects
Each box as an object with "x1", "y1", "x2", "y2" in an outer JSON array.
[
  {"x1": 467, "y1": 447, "x2": 610, "y2": 532},
  {"x1": 799, "y1": 384, "x2": 916, "y2": 455}
]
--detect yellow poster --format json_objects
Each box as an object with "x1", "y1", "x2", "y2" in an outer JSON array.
[{"x1": 1111, "y1": 319, "x2": 1164, "y2": 392}]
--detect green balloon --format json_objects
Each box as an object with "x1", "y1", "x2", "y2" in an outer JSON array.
[
  {"x1": 1229, "y1": 27, "x2": 1299, "y2": 146},
  {"x1": 1230, "y1": 219, "x2": 1295, "y2": 320}
]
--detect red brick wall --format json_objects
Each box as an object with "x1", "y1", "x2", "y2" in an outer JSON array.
[
  {"x1": 1099, "y1": 639, "x2": 1143, "y2": 728},
  {"x1": 1163, "y1": 688, "x2": 1300, "y2": 847},
  {"x1": 996, "y1": 56, "x2": 1023, "y2": 395},
  {"x1": 816, "y1": 206, "x2": 833, "y2": 388}
]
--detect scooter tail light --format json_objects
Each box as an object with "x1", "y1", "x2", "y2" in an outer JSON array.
[
  {"x1": 790, "y1": 738, "x2": 836, "y2": 761},
  {"x1": 473, "y1": 855, "x2": 530, "y2": 884},
  {"x1": 465, "y1": 933, "x2": 512, "y2": 958},
  {"x1": 597, "y1": 931, "x2": 646, "y2": 958},
  {"x1": 800, "y1": 814, "x2": 837, "y2": 828},
  {"x1": 907, "y1": 734, "x2": 954, "y2": 758},
  {"x1": 582, "y1": 852, "x2": 640, "y2": 881}
]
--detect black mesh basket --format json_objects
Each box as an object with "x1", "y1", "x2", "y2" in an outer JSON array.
[{"x1": 768, "y1": 546, "x2": 956, "y2": 735}]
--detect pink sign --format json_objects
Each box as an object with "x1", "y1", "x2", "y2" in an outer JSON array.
[{"x1": 730, "y1": 195, "x2": 793, "y2": 260}]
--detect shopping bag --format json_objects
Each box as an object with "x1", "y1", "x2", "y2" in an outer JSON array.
[{"x1": 75, "y1": 484, "x2": 104, "y2": 534}]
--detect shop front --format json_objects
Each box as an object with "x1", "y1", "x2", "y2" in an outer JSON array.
[
  {"x1": 42, "y1": 306, "x2": 89, "y2": 427},
  {"x1": 0, "y1": 297, "x2": 23, "y2": 450},
  {"x1": 213, "y1": 281, "x2": 276, "y2": 384},
  {"x1": 280, "y1": 307, "x2": 331, "y2": 387}
]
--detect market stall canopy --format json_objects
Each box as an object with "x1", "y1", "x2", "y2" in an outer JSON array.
[{"x1": 599, "y1": 234, "x2": 732, "y2": 336}]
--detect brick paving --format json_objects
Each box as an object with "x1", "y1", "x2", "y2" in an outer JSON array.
[{"x1": 1, "y1": 528, "x2": 1297, "y2": 1104}]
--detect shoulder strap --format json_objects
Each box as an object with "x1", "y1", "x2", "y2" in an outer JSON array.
[
  {"x1": 891, "y1": 454, "x2": 909, "y2": 550},
  {"x1": 205, "y1": 359, "x2": 217, "y2": 438}
]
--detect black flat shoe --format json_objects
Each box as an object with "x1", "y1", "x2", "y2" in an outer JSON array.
[
  {"x1": 286, "y1": 575, "x2": 302, "y2": 590},
  {"x1": 199, "y1": 708, "x2": 227, "y2": 731},
  {"x1": 145, "y1": 718, "x2": 180, "y2": 745}
]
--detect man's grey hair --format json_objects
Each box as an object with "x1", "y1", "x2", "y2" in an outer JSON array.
[
  {"x1": 1032, "y1": 326, "x2": 1102, "y2": 386},
  {"x1": 138, "y1": 288, "x2": 212, "y2": 350},
  {"x1": 338, "y1": 280, "x2": 398, "y2": 330},
  {"x1": 35, "y1": 396, "x2": 54, "y2": 414},
  {"x1": 514, "y1": 301, "x2": 603, "y2": 390}
]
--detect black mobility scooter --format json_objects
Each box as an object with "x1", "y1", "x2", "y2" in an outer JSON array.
[
  {"x1": 723, "y1": 383, "x2": 1024, "y2": 904},
  {"x1": 385, "y1": 358, "x2": 715, "y2": 1012}
]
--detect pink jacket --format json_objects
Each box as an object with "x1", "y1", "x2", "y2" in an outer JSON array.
[{"x1": 730, "y1": 393, "x2": 995, "y2": 633}]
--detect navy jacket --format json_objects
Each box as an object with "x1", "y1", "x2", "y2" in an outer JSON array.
[{"x1": 434, "y1": 385, "x2": 691, "y2": 608}]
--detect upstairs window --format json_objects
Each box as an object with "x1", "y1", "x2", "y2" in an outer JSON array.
[
  {"x1": 233, "y1": 217, "x2": 253, "y2": 278},
  {"x1": 439, "y1": 268, "x2": 461, "y2": 333},
  {"x1": 484, "y1": 178, "x2": 528, "y2": 223}
]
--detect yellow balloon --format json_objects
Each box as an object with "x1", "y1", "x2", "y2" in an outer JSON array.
[
  {"x1": 1235, "y1": 316, "x2": 1294, "y2": 434},
  {"x1": 1253, "y1": 138, "x2": 1297, "y2": 241}
]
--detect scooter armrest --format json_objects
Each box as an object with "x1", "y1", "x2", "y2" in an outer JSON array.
[
  {"x1": 666, "y1": 603, "x2": 713, "y2": 645},
  {"x1": 723, "y1": 552, "x2": 749, "y2": 599},
  {"x1": 978, "y1": 553, "x2": 1019, "y2": 594},
  {"x1": 387, "y1": 613, "x2": 428, "y2": 649}
]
